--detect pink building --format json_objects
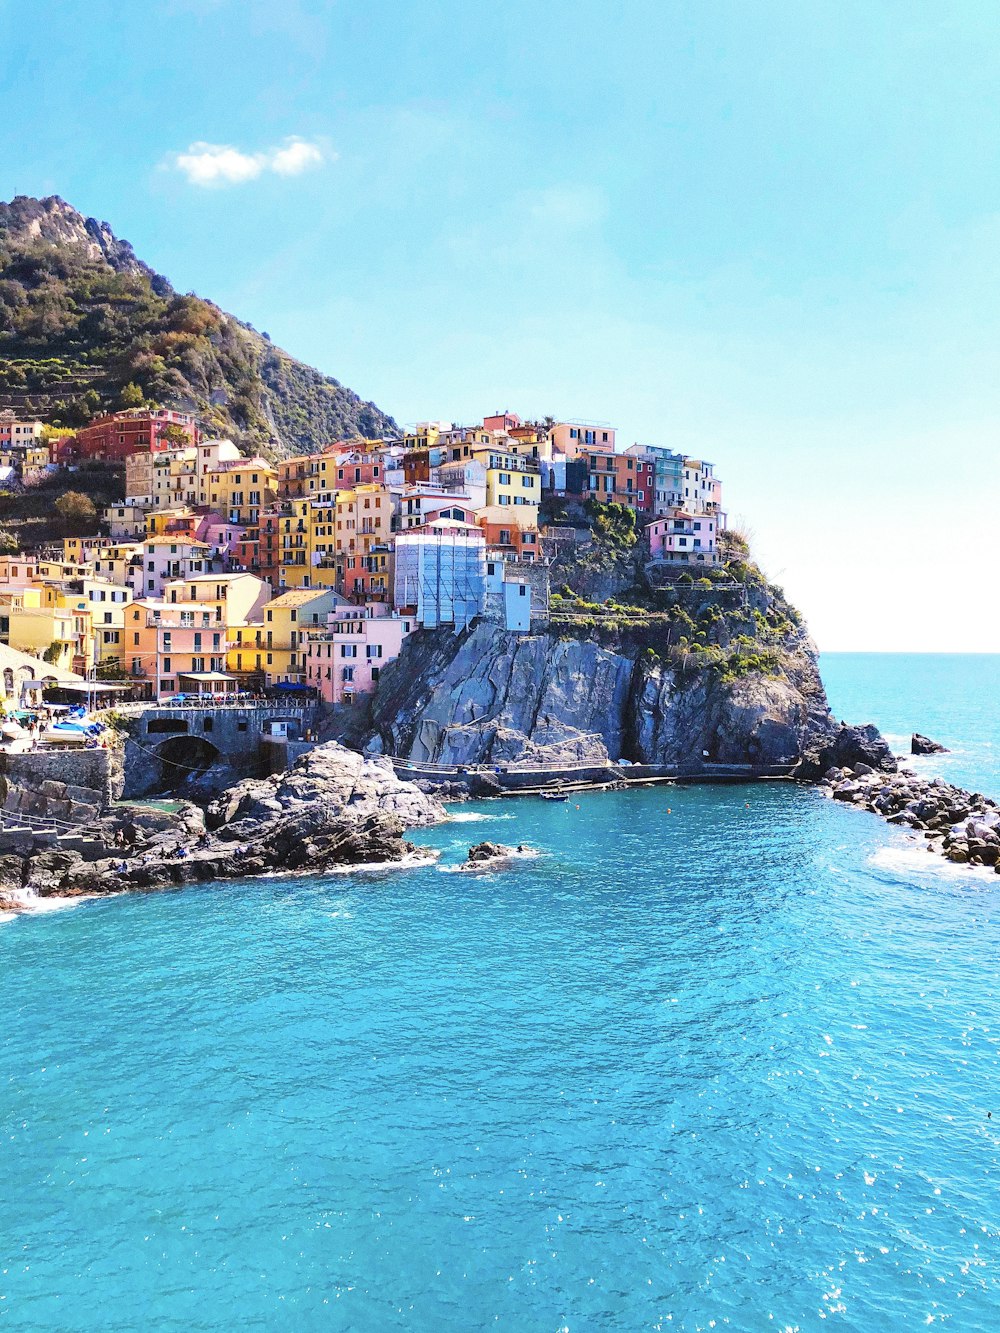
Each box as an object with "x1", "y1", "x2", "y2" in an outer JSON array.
[
  {"x1": 483, "y1": 411, "x2": 521, "y2": 433},
  {"x1": 305, "y1": 607, "x2": 413, "y2": 705},
  {"x1": 646, "y1": 512, "x2": 719, "y2": 564},
  {"x1": 335, "y1": 452, "x2": 384, "y2": 487}
]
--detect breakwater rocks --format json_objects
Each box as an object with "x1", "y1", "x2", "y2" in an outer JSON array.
[
  {"x1": 0, "y1": 743, "x2": 446, "y2": 912},
  {"x1": 819, "y1": 764, "x2": 1000, "y2": 868}
]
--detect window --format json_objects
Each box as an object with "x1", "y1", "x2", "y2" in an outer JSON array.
[
  {"x1": 342, "y1": 666, "x2": 355, "y2": 682},
  {"x1": 366, "y1": 644, "x2": 382, "y2": 659},
  {"x1": 163, "y1": 657, "x2": 171, "y2": 672},
  {"x1": 341, "y1": 644, "x2": 358, "y2": 658}
]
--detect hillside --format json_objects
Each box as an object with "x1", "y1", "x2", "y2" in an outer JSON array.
[{"x1": 0, "y1": 195, "x2": 397, "y2": 453}]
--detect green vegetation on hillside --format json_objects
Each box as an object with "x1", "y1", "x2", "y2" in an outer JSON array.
[
  {"x1": 0, "y1": 195, "x2": 397, "y2": 452},
  {"x1": 0, "y1": 464, "x2": 123, "y2": 547}
]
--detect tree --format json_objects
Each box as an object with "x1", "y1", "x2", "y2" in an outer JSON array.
[
  {"x1": 157, "y1": 423, "x2": 191, "y2": 449},
  {"x1": 0, "y1": 530, "x2": 18, "y2": 554},
  {"x1": 119, "y1": 381, "x2": 145, "y2": 409},
  {"x1": 54, "y1": 490, "x2": 97, "y2": 533}
]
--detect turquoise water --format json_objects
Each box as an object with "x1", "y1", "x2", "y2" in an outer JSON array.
[
  {"x1": 3, "y1": 656, "x2": 1000, "y2": 1330},
  {"x1": 821, "y1": 652, "x2": 1000, "y2": 796}
]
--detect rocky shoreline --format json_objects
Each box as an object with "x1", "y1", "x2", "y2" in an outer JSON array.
[
  {"x1": 818, "y1": 763, "x2": 1000, "y2": 869},
  {"x1": 2, "y1": 721, "x2": 996, "y2": 916},
  {"x1": 0, "y1": 743, "x2": 445, "y2": 914}
]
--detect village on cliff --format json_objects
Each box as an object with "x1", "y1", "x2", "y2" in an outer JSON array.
[{"x1": 0, "y1": 407, "x2": 725, "y2": 713}]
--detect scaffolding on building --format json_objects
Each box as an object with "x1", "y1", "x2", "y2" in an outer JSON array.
[{"x1": 393, "y1": 529, "x2": 486, "y2": 630}]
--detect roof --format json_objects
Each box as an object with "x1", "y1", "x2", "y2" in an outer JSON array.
[
  {"x1": 143, "y1": 537, "x2": 210, "y2": 549},
  {"x1": 173, "y1": 572, "x2": 261, "y2": 583},
  {"x1": 265, "y1": 588, "x2": 339, "y2": 608}
]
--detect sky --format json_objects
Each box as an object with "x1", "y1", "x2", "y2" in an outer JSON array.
[{"x1": 1, "y1": 0, "x2": 999, "y2": 652}]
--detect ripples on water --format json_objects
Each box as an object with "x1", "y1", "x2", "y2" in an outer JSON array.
[
  {"x1": 4, "y1": 771, "x2": 1000, "y2": 1331},
  {"x1": 4, "y1": 658, "x2": 1000, "y2": 1329}
]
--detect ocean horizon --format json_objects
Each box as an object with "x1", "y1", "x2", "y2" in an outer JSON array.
[{"x1": 3, "y1": 651, "x2": 1000, "y2": 1330}]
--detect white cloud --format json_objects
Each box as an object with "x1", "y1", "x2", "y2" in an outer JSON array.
[
  {"x1": 269, "y1": 139, "x2": 324, "y2": 177},
  {"x1": 169, "y1": 137, "x2": 330, "y2": 187}
]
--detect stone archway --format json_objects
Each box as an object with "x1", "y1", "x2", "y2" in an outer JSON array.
[{"x1": 153, "y1": 735, "x2": 223, "y2": 792}]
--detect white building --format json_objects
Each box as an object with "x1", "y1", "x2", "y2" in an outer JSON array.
[{"x1": 130, "y1": 537, "x2": 212, "y2": 599}]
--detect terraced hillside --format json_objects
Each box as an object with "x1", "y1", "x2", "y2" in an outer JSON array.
[{"x1": 0, "y1": 195, "x2": 397, "y2": 454}]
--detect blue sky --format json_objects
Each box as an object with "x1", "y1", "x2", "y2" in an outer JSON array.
[{"x1": 2, "y1": 0, "x2": 999, "y2": 651}]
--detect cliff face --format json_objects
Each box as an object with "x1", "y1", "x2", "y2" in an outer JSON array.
[{"x1": 366, "y1": 616, "x2": 836, "y2": 772}]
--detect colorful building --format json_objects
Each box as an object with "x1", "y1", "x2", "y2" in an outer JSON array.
[
  {"x1": 305, "y1": 608, "x2": 412, "y2": 705},
  {"x1": 584, "y1": 451, "x2": 654, "y2": 510},
  {"x1": 229, "y1": 587, "x2": 345, "y2": 685},
  {"x1": 127, "y1": 573, "x2": 268, "y2": 697},
  {"x1": 646, "y1": 513, "x2": 719, "y2": 564},
  {"x1": 548, "y1": 421, "x2": 616, "y2": 457},
  {"x1": 63, "y1": 409, "x2": 199, "y2": 464},
  {"x1": 206, "y1": 457, "x2": 277, "y2": 527}
]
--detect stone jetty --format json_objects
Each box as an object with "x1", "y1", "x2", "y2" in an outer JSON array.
[{"x1": 818, "y1": 763, "x2": 1000, "y2": 868}]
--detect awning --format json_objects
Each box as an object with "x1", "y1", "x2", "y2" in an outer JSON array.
[
  {"x1": 178, "y1": 671, "x2": 237, "y2": 682},
  {"x1": 49, "y1": 681, "x2": 127, "y2": 693}
]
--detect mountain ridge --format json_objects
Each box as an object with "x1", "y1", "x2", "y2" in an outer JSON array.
[{"x1": 0, "y1": 194, "x2": 397, "y2": 454}]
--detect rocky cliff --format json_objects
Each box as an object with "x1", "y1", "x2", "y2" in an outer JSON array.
[
  {"x1": 0, "y1": 742, "x2": 445, "y2": 912},
  {"x1": 365, "y1": 567, "x2": 887, "y2": 776}
]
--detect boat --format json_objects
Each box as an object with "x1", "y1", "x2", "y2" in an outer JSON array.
[{"x1": 541, "y1": 791, "x2": 568, "y2": 802}]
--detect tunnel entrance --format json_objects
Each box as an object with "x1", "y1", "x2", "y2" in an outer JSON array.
[{"x1": 153, "y1": 735, "x2": 223, "y2": 793}]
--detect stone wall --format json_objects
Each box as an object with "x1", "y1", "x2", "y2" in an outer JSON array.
[{"x1": 0, "y1": 746, "x2": 120, "y2": 825}]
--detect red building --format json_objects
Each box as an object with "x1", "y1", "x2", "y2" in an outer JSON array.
[
  {"x1": 483, "y1": 411, "x2": 521, "y2": 433},
  {"x1": 56, "y1": 410, "x2": 199, "y2": 464},
  {"x1": 402, "y1": 449, "x2": 433, "y2": 486},
  {"x1": 339, "y1": 548, "x2": 393, "y2": 603},
  {"x1": 331, "y1": 452, "x2": 384, "y2": 488},
  {"x1": 585, "y1": 451, "x2": 654, "y2": 511},
  {"x1": 233, "y1": 532, "x2": 260, "y2": 575}
]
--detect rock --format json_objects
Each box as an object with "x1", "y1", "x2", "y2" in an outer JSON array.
[
  {"x1": 466, "y1": 841, "x2": 513, "y2": 864},
  {"x1": 912, "y1": 733, "x2": 949, "y2": 755},
  {"x1": 853, "y1": 762, "x2": 875, "y2": 776},
  {"x1": 832, "y1": 783, "x2": 859, "y2": 801},
  {"x1": 799, "y1": 723, "x2": 897, "y2": 781}
]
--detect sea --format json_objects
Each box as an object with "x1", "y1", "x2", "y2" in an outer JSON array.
[{"x1": 2, "y1": 652, "x2": 999, "y2": 1331}]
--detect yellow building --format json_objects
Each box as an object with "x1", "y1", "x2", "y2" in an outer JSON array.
[
  {"x1": 151, "y1": 447, "x2": 198, "y2": 510},
  {"x1": 470, "y1": 445, "x2": 541, "y2": 513},
  {"x1": 334, "y1": 483, "x2": 393, "y2": 556},
  {"x1": 0, "y1": 585, "x2": 88, "y2": 674},
  {"x1": 207, "y1": 458, "x2": 278, "y2": 526},
  {"x1": 228, "y1": 587, "x2": 344, "y2": 684}
]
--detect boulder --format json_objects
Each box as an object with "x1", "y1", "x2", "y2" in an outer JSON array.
[
  {"x1": 466, "y1": 841, "x2": 513, "y2": 864},
  {"x1": 911, "y1": 733, "x2": 949, "y2": 755}
]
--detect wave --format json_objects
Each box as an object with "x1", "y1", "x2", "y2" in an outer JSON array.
[
  {"x1": 868, "y1": 845, "x2": 998, "y2": 883},
  {"x1": 1, "y1": 890, "x2": 95, "y2": 918},
  {"x1": 318, "y1": 852, "x2": 441, "y2": 877},
  {"x1": 445, "y1": 811, "x2": 511, "y2": 823}
]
